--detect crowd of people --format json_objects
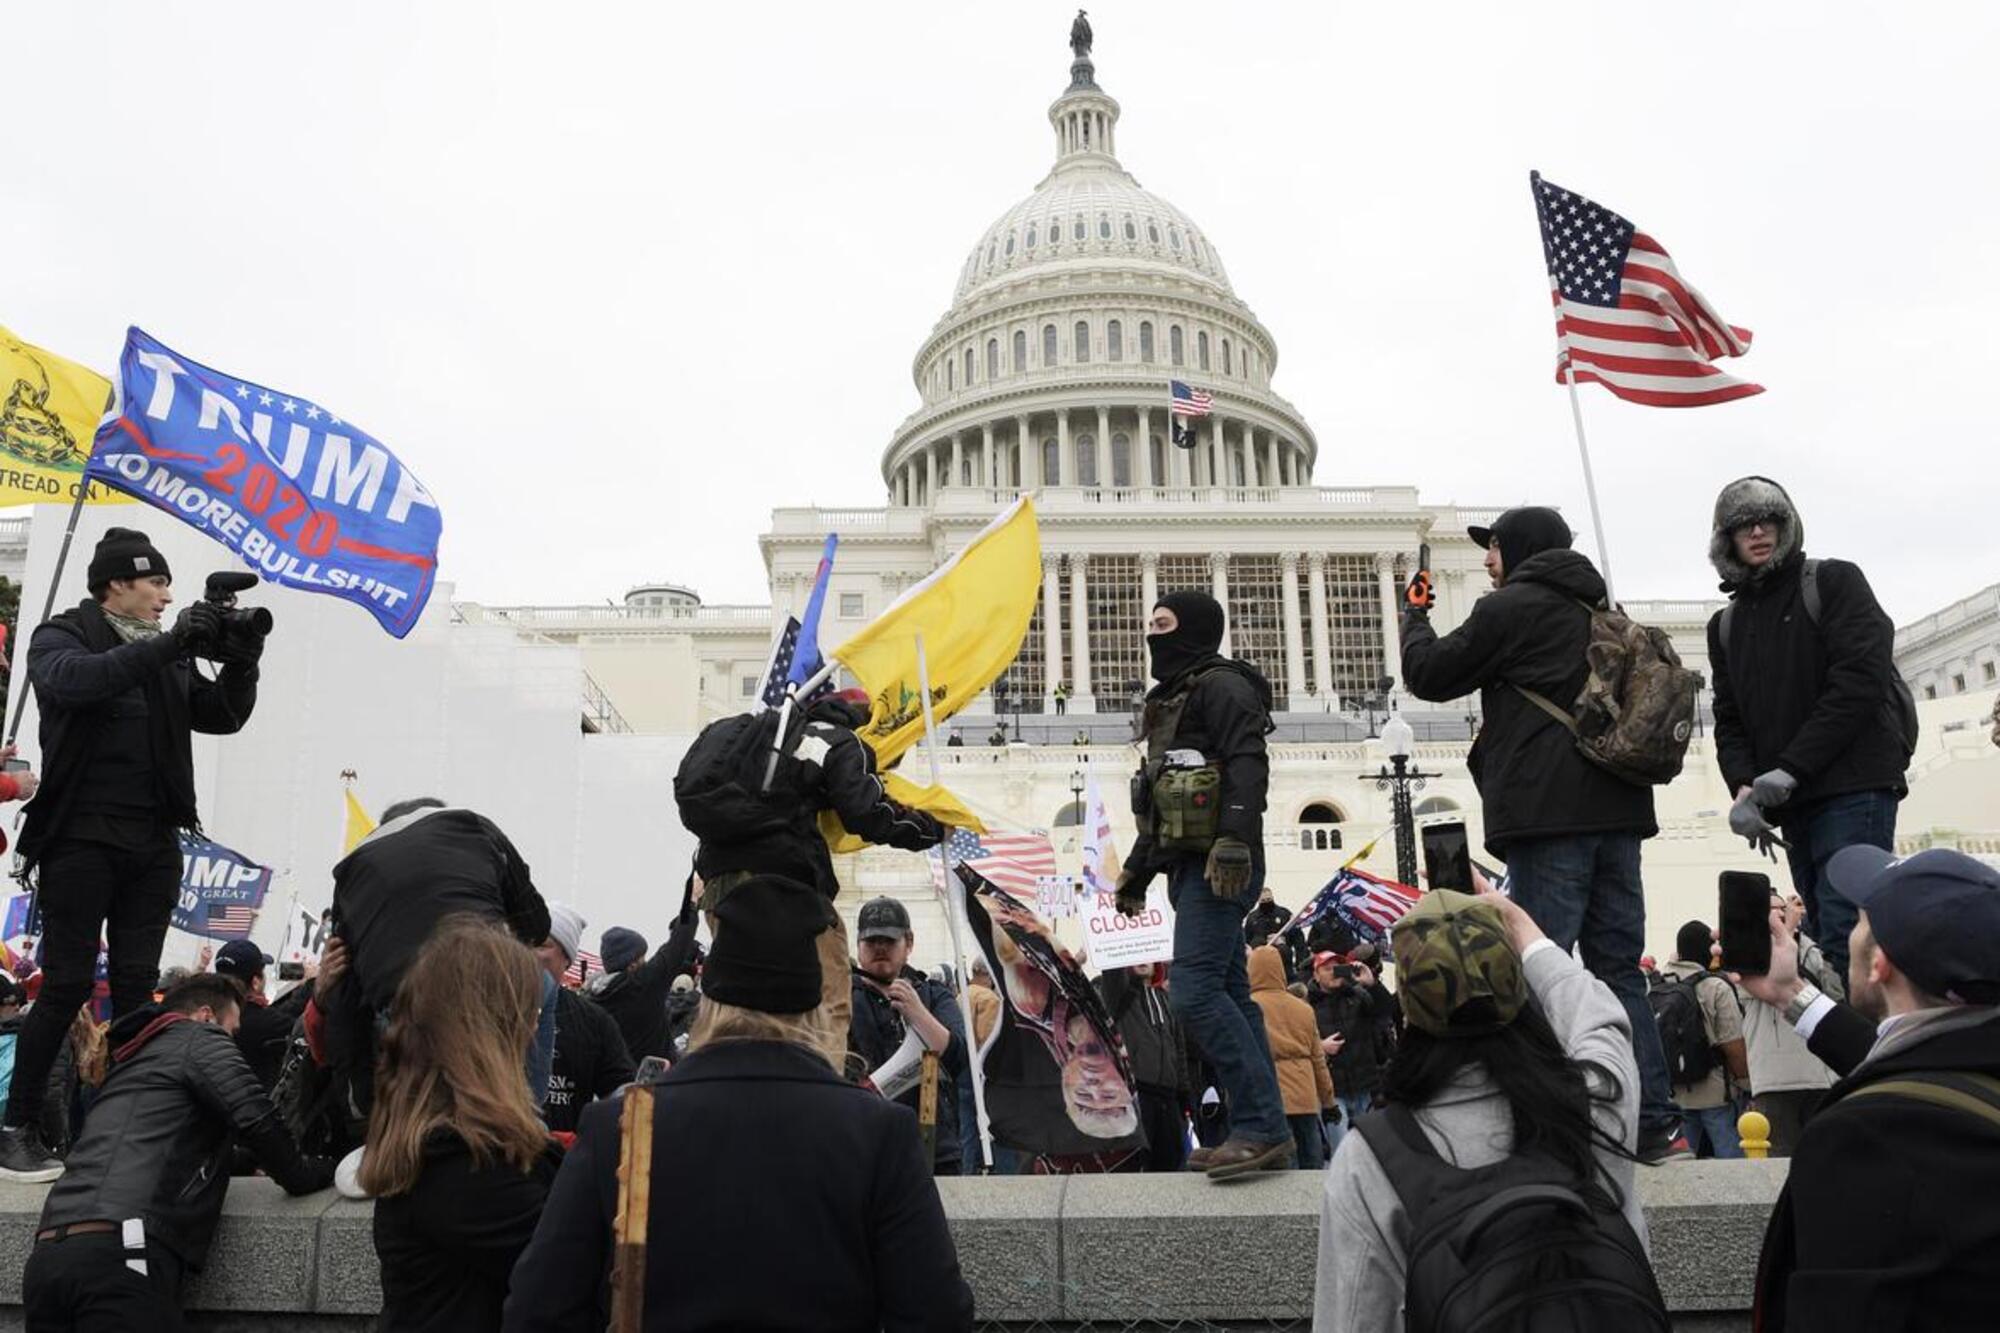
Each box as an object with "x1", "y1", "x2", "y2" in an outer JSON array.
[{"x1": 0, "y1": 483, "x2": 1990, "y2": 1330}]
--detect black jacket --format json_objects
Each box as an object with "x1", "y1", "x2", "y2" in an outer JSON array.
[
  {"x1": 1096, "y1": 969, "x2": 1189, "y2": 1098},
  {"x1": 1756, "y1": 1005, "x2": 2000, "y2": 1332},
  {"x1": 1708, "y1": 556, "x2": 1908, "y2": 808},
  {"x1": 1127, "y1": 655, "x2": 1273, "y2": 879},
  {"x1": 1400, "y1": 550, "x2": 1657, "y2": 854},
  {"x1": 373, "y1": 1130, "x2": 564, "y2": 1333},
  {"x1": 584, "y1": 897, "x2": 701, "y2": 1064},
  {"x1": 693, "y1": 701, "x2": 944, "y2": 899},
  {"x1": 1244, "y1": 900, "x2": 1292, "y2": 941},
  {"x1": 544, "y1": 987, "x2": 634, "y2": 1134},
  {"x1": 235, "y1": 982, "x2": 313, "y2": 1091},
  {"x1": 38, "y1": 1007, "x2": 332, "y2": 1268},
  {"x1": 848, "y1": 965, "x2": 969, "y2": 1170},
  {"x1": 1309, "y1": 978, "x2": 1393, "y2": 1098},
  {"x1": 501, "y1": 1040, "x2": 975, "y2": 1332},
  {"x1": 20, "y1": 599, "x2": 257, "y2": 865}
]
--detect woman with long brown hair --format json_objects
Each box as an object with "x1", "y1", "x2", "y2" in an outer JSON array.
[{"x1": 364, "y1": 916, "x2": 561, "y2": 1332}]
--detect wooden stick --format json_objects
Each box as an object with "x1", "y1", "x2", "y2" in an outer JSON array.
[
  {"x1": 917, "y1": 1049, "x2": 940, "y2": 1164},
  {"x1": 609, "y1": 1085, "x2": 655, "y2": 1333}
]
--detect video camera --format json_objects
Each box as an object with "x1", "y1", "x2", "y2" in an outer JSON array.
[{"x1": 199, "y1": 571, "x2": 274, "y2": 664}]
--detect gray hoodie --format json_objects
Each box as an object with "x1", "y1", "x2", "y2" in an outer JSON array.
[{"x1": 1313, "y1": 944, "x2": 1645, "y2": 1332}]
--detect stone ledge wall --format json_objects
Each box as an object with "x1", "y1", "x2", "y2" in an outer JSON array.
[{"x1": 0, "y1": 1160, "x2": 1786, "y2": 1330}]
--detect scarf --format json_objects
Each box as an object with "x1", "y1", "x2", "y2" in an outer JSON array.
[{"x1": 104, "y1": 611, "x2": 165, "y2": 644}]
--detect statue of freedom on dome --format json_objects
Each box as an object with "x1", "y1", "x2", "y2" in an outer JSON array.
[{"x1": 1070, "y1": 10, "x2": 1092, "y2": 60}]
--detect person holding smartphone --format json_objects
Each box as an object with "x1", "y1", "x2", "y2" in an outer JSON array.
[{"x1": 0, "y1": 743, "x2": 40, "y2": 806}]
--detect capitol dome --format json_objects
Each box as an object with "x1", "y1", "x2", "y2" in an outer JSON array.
[{"x1": 881, "y1": 35, "x2": 1317, "y2": 502}]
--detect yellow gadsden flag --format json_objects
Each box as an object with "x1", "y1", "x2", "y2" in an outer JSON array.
[
  {"x1": 0, "y1": 326, "x2": 127, "y2": 507},
  {"x1": 343, "y1": 789, "x2": 377, "y2": 854},
  {"x1": 830, "y1": 496, "x2": 1041, "y2": 768}
]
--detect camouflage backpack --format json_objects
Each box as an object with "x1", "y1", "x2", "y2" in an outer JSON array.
[{"x1": 1513, "y1": 600, "x2": 1698, "y2": 787}]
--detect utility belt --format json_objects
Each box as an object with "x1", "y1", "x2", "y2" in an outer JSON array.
[{"x1": 1133, "y1": 748, "x2": 1221, "y2": 853}]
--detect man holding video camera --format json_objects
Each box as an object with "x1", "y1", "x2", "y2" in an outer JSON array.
[{"x1": 0, "y1": 528, "x2": 265, "y2": 1182}]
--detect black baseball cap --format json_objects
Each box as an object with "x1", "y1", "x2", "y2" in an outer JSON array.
[
  {"x1": 856, "y1": 896, "x2": 912, "y2": 942},
  {"x1": 214, "y1": 939, "x2": 271, "y2": 983},
  {"x1": 1827, "y1": 846, "x2": 2000, "y2": 1004}
]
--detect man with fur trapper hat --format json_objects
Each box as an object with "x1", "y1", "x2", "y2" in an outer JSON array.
[{"x1": 1705, "y1": 476, "x2": 1914, "y2": 981}]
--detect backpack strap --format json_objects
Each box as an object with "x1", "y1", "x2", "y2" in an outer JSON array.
[
  {"x1": 1511, "y1": 683, "x2": 1579, "y2": 737},
  {"x1": 1799, "y1": 558, "x2": 1821, "y2": 625},
  {"x1": 1354, "y1": 1103, "x2": 1459, "y2": 1219},
  {"x1": 1844, "y1": 1071, "x2": 2000, "y2": 1131}
]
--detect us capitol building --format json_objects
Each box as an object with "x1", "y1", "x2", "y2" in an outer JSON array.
[{"x1": 451, "y1": 34, "x2": 1998, "y2": 958}]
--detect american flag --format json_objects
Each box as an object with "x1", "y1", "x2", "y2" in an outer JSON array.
[
  {"x1": 205, "y1": 902, "x2": 260, "y2": 941},
  {"x1": 929, "y1": 826, "x2": 1058, "y2": 899},
  {"x1": 563, "y1": 948, "x2": 604, "y2": 988},
  {"x1": 757, "y1": 617, "x2": 837, "y2": 710},
  {"x1": 1168, "y1": 379, "x2": 1212, "y2": 419},
  {"x1": 1532, "y1": 172, "x2": 1762, "y2": 408},
  {"x1": 1287, "y1": 868, "x2": 1421, "y2": 946}
]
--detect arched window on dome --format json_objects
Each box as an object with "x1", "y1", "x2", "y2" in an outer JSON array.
[
  {"x1": 1193, "y1": 236, "x2": 1205, "y2": 264},
  {"x1": 1111, "y1": 432, "x2": 1131, "y2": 487},
  {"x1": 1026, "y1": 223, "x2": 1038, "y2": 249},
  {"x1": 987, "y1": 240, "x2": 996, "y2": 266},
  {"x1": 1013, "y1": 330, "x2": 1027, "y2": 373},
  {"x1": 1076, "y1": 433, "x2": 1097, "y2": 486},
  {"x1": 1230, "y1": 447, "x2": 1246, "y2": 487},
  {"x1": 1170, "y1": 325, "x2": 1185, "y2": 366},
  {"x1": 1197, "y1": 331, "x2": 1210, "y2": 371},
  {"x1": 1139, "y1": 321, "x2": 1155, "y2": 362},
  {"x1": 1148, "y1": 220, "x2": 1161, "y2": 245},
  {"x1": 1169, "y1": 225, "x2": 1182, "y2": 251},
  {"x1": 1043, "y1": 324, "x2": 1058, "y2": 366},
  {"x1": 1221, "y1": 338, "x2": 1232, "y2": 376},
  {"x1": 1123, "y1": 216, "x2": 1136, "y2": 241},
  {"x1": 947, "y1": 359, "x2": 955, "y2": 391},
  {"x1": 1107, "y1": 320, "x2": 1123, "y2": 362},
  {"x1": 1074, "y1": 216, "x2": 1086, "y2": 242},
  {"x1": 1042, "y1": 438, "x2": 1060, "y2": 486},
  {"x1": 964, "y1": 348, "x2": 975, "y2": 385},
  {"x1": 1004, "y1": 233, "x2": 1015, "y2": 257},
  {"x1": 1098, "y1": 213, "x2": 1112, "y2": 240},
  {"x1": 986, "y1": 339, "x2": 999, "y2": 381},
  {"x1": 1074, "y1": 321, "x2": 1091, "y2": 364}
]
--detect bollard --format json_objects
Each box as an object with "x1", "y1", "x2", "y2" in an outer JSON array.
[{"x1": 1737, "y1": 1109, "x2": 1771, "y2": 1159}]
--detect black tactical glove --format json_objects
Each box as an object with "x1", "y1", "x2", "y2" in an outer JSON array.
[
  {"x1": 1115, "y1": 868, "x2": 1150, "y2": 918},
  {"x1": 1204, "y1": 836, "x2": 1253, "y2": 896},
  {"x1": 171, "y1": 602, "x2": 223, "y2": 656}
]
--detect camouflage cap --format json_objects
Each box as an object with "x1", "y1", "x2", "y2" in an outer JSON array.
[{"x1": 1391, "y1": 890, "x2": 1527, "y2": 1037}]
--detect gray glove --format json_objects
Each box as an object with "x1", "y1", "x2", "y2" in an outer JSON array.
[
  {"x1": 1204, "y1": 837, "x2": 1254, "y2": 896},
  {"x1": 1729, "y1": 793, "x2": 1780, "y2": 862},
  {"x1": 1751, "y1": 768, "x2": 1798, "y2": 811}
]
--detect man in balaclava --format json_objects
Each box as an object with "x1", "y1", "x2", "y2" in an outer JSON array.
[
  {"x1": 1115, "y1": 589, "x2": 1292, "y2": 1179},
  {"x1": 1399, "y1": 507, "x2": 1683, "y2": 1161},
  {"x1": 1704, "y1": 476, "x2": 1910, "y2": 982}
]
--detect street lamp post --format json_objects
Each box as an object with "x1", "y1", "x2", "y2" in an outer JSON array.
[
  {"x1": 1464, "y1": 710, "x2": 1479, "y2": 740},
  {"x1": 1373, "y1": 713, "x2": 1441, "y2": 887},
  {"x1": 1069, "y1": 769, "x2": 1086, "y2": 838}
]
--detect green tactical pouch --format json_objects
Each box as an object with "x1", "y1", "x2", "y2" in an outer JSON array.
[{"x1": 1151, "y1": 765, "x2": 1222, "y2": 852}]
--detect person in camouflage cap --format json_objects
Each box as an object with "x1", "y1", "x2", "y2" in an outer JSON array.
[{"x1": 1391, "y1": 891, "x2": 1529, "y2": 1037}]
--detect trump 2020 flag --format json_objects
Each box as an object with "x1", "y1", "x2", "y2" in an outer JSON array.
[
  {"x1": 86, "y1": 328, "x2": 441, "y2": 637},
  {"x1": 173, "y1": 832, "x2": 272, "y2": 942}
]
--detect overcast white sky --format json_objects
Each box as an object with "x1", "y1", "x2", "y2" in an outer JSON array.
[{"x1": 7, "y1": 3, "x2": 1995, "y2": 622}]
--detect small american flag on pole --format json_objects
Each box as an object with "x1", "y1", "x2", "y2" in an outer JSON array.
[
  {"x1": 205, "y1": 902, "x2": 260, "y2": 940},
  {"x1": 1168, "y1": 379, "x2": 1212, "y2": 419},
  {"x1": 930, "y1": 826, "x2": 1058, "y2": 899},
  {"x1": 1532, "y1": 172, "x2": 1762, "y2": 408},
  {"x1": 563, "y1": 948, "x2": 604, "y2": 988}
]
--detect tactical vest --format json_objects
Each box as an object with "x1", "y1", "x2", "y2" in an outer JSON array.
[{"x1": 1132, "y1": 667, "x2": 1225, "y2": 852}]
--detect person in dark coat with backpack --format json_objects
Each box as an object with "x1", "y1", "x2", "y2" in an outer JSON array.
[
  {"x1": 1314, "y1": 882, "x2": 1664, "y2": 1332},
  {"x1": 1399, "y1": 506, "x2": 1678, "y2": 1159},
  {"x1": 583, "y1": 882, "x2": 701, "y2": 1066},
  {"x1": 1705, "y1": 476, "x2": 1911, "y2": 982}
]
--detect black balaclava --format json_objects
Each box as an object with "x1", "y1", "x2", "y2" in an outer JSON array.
[
  {"x1": 1486, "y1": 507, "x2": 1573, "y2": 581},
  {"x1": 1148, "y1": 590, "x2": 1226, "y2": 683}
]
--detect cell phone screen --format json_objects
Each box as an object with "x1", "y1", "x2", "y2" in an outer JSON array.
[
  {"x1": 1, "y1": 758, "x2": 27, "y2": 774},
  {"x1": 1718, "y1": 871, "x2": 1774, "y2": 975},
  {"x1": 1421, "y1": 821, "x2": 1472, "y2": 893},
  {"x1": 1417, "y1": 542, "x2": 1432, "y2": 575}
]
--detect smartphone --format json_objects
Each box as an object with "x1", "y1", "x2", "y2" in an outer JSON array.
[
  {"x1": 634, "y1": 1055, "x2": 670, "y2": 1084},
  {"x1": 1421, "y1": 821, "x2": 1472, "y2": 893},
  {"x1": 1718, "y1": 870, "x2": 1774, "y2": 975},
  {"x1": 278, "y1": 960, "x2": 306, "y2": 982},
  {"x1": 1, "y1": 758, "x2": 26, "y2": 774},
  {"x1": 1417, "y1": 542, "x2": 1432, "y2": 579}
]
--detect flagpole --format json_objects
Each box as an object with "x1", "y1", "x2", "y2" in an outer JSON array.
[
  {"x1": 1557, "y1": 332, "x2": 1618, "y2": 606},
  {"x1": 914, "y1": 630, "x2": 994, "y2": 1172},
  {"x1": 5, "y1": 483, "x2": 95, "y2": 747},
  {"x1": 759, "y1": 659, "x2": 840, "y2": 792}
]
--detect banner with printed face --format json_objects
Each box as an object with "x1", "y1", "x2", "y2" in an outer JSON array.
[
  {"x1": 173, "y1": 832, "x2": 272, "y2": 942},
  {"x1": 958, "y1": 864, "x2": 1144, "y2": 1160},
  {"x1": 86, "y1": 328, "x2": 441, "y2": 637}
]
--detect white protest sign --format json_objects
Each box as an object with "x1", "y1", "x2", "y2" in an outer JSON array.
[{"x1": 1084, "y1": 883, "x2": 1175, "y2": 968}]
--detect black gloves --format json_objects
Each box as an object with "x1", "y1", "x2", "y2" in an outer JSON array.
[
  {"x1": 171, "y1": 602, "x2": 223, "y2": 655},
  {"x1": 1115, "y1": 868, "x2": 1150, "y2": 917},
  {"x1": 1205, "y1": 837, "x2": 1253, "y2": 895}
]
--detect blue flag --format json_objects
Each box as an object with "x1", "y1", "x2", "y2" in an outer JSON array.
[
  {"x1": 173, "y1": 832, "x2": 273, "y2": 942},
  {"x1": 787, "y1": 533, "x2": 838, "y2": 690},
  {"x1": 86, "y1": 328, "x2": 442, "y2": 637}
]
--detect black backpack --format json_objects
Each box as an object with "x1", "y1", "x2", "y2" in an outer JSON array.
[
  {"x1": 1647, "y1": 973, "x2": 1721, "y2": 1089},
  {"x1": 1358, "y1": 1105, "x2": 1669, "y2": 1333},
  {"x1": 672, "y1": 709, "x2": 802, "y2": 842}
]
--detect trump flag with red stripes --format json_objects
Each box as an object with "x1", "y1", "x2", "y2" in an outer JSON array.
[{"x1": 1531, "y1": 172, "x2": 1762, "y2": 408}]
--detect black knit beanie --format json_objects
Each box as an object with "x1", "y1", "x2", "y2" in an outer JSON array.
[
  {"x1": 87, "y1": 527, "x2": 171, "y2": 588},
  {"x1": 703, "y1": 875, "x2": 834, "y2": 1014}
]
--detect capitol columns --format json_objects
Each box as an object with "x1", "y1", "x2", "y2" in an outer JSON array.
[
  {"x1": 1139, "y1": 551, "x2": 1159, "y2": 631},
  {"x1": 949, "y1": 434, "x2": 963, "y2": 490},
  {"x1": 1018, "y1": 414, "x2": 1038, "y2": 489},
  {"x1": 1279, "y1": 551, "x2": 1307, "y2": 708},
  {"x1": 1068, "y1": 553, "x2": 1094, "y2": 708},
  {"x1": 1095, "y1": 405, "x2": 1112, "y2": 488},
  {"x1": 1209, "y1": 551, "x2": 1232, "y2": 657},
  {"x1": 1042, "y1": 552, "x2": 1065, "y2": 708},
  {"x1": 924, "y1": 445, "x2": 938, "y2": 503},
  {"x1": 1375, "y1": 551, "x2": 1402, "y2": 689},
  {"x1": 1056, "y1": 410, "x2": 1071, "y2": 487},
  {"x1": 981, "y1": 421, "x2": 996, "y2": 488},
  {"x1": 1307, "y1": 552, "x2": 1336, "y2": 701},
  {"x1": 1263, "y1": 433, "x2": 1279, "y2": 489}
]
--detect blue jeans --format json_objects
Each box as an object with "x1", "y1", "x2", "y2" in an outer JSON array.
[
  {"x1": 1165, "y1": 855, "x2": 1288, "y2": 1147},
  {"x1": 1684, "y1": 1103, "x2": 1743, "y2": 1159},
  {"x1": 1323, "y1": 1090, "x2": 1374, "y2": 1157},
  {"x1": 528, "y1": 971, "x2": 558, "y2": 1109},
  {"x1": 1502, "y1": 834, "x2": 1679, "y2": 1139},
  {"x1": 1288, "y1": 1114, "x2": 1327, "y2": 1169},
  {"x1": 1779, "y1": 790, "x2": 1898, "y2": 984}
]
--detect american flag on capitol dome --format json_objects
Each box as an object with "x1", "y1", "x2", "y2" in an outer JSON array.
[
  {"x1": 1168, "y1": 379, "x2": 1212, "y2": 418},
  {"x1": 1531, "y1": 171, "x2": 1762, "y2": 408},
  {"x1": 929, "y1": 826, "x2": 1058, "y2": 899}
]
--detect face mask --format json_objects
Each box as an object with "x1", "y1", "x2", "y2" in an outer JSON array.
[{"x1": 1146, "y1": 630, "x2": 1209, "y2": 684}]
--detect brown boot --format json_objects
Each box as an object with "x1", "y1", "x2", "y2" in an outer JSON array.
[
  {"x1": 1203, "y1": 1137, "x2": 1295, "y2": 1181},
  {"x1": 1185, "y1": 1144, "x2": 1217, "y2": 1171}
]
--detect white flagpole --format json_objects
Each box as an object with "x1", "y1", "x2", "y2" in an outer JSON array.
[
  {"x1": 914, "y1": 631, "x2": 994, "y2": 1171},
  {"x1": 1555, "y1": 294, "x2": 1618, "y2": 605},
  {"x1": 759, "y1": 659, "x2": 841, "y2": 792}
]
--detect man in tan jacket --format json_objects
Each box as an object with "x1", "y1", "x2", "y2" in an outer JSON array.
[{"x1": 1249, "y1": 945, "x2": 1335, "y2": 1168}]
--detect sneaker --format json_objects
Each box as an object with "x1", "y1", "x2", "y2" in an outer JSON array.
[
  {"x1": 1203, "y1": 1137, "x2": 1296, "y2": 1182},
  {"x1": 1637, "y1": 1129, "x2": 1692, "y2": 1164},
  {"x1": 334, "y1": 1146, "x2": 370, "y2": 1200},
  {"x1": 0, "y1": 1124, "x2": 64, "y2": 1184}
]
